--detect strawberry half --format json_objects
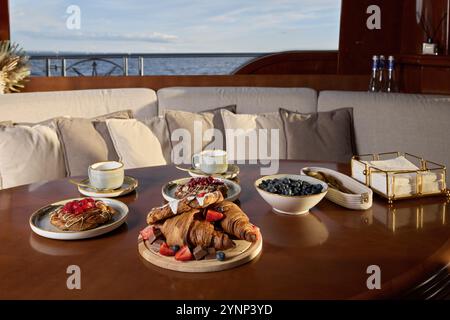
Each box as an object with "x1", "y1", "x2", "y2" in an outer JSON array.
[
  {"x1": 159, "y1": 242, "x2": 175, "y2": 256},
  {"x1": 174, "y1": 245, "x2": 193, "y2": 261},
  {"x1": 206, "y1": 209, "x2": 224, "y2": 222}
]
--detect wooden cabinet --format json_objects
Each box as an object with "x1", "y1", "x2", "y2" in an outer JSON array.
[{"x1": 397, "y1": 55, "x2": 450, "y2": 94}]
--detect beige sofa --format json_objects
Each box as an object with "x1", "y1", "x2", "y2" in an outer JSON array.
[{"x1": 1, "y1": 87, "x2": 449, "y2": 189}]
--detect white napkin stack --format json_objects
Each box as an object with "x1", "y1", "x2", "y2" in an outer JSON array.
[{"x1": 352, "y1": 156, "x2": 444, "y2": 197}]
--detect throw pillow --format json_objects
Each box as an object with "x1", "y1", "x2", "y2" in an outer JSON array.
[
  {"x1": 220, "y1": 109, "x2": 286, "y2": 161},
  {"x1": 106, "y1": 119, "x2": 167, "y2": 169},
  {"x1": 143, "y1": 116, "x2": 172, "y2": 164},
  {"x1": 55, "y1": 118, "x2": 109, "y2": 177},
  {"x1": 279, "y1": 108, "x2": 355, "y2": 163},
  {"x1": 0, "y1": 124, "x2": 66, "y2": 189},
  {"x1": 165, "y1": 105, "x2": 236, "y2": 162},
  {"x1": 55, "y1": 110, "x2": 134, "y2": 176}
]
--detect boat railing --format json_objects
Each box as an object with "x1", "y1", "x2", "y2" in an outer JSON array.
[{"x1": 28, "y1": 53, "x2": 263, "y2": 77}]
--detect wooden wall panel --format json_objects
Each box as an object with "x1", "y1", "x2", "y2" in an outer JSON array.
[
  {"x1": 421, "y1": 67, "x2": 450, "y2": 93},
  {"x1": 338, "y1": 0, "x2": 404, "y2": 74},
  {"x1": 233, "y1": 51, "x2": 338, "y2": 75},
  {"x1": 0, "y1": 0, "x2": 10, "y2": 40},
  {"x1": 397, "y1": 54, "x2": 450, "y2": 94},
  {"x1": 21, "y1": 75, "x2": 369, "y2": 93}
]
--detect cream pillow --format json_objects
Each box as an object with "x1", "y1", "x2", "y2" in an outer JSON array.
[
  {"x1": 164, "y1": 105, "x2": 237, "y2": 163},
  {"x1": 221, "y1": 109, "x2": 286, "y2": 161},
  {"x1": 143, "y1": 116, "x2": 172, "y2": 164},
  {"x1": 164, "y1": 110, "x2": 214, "y2": 158},
  {"x1": 0, "y1": 124, "x2": 66, "y2": 189},
  {"x1": 106, "y1": 119, "x2": 167, "y2": 169},
  {"x1": 54, "y1": 110, "x2": 134, "y2": 176}
]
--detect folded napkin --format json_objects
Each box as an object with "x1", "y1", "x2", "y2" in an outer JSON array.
[
  {"x1": 366, "y1": 156, "x2": 439, "y2": 182},
  {"x1": 352, "y1": 156, "x2": 444, "y2": 197}
]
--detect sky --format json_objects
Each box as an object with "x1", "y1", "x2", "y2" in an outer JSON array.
[{"x1": 9, "y1": 0, "x2": 342, "y2": 53}]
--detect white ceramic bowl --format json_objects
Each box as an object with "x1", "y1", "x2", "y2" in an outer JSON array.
[{"x1": 255, "y1": 174, "x2": 328, "y2": 215}]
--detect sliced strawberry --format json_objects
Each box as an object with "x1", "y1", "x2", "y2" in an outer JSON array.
[
  {"x1": 62, "y1": 203, "x2": 72, "y2": 213},
  {"x1": 206, "y1": 209, "x2": 224, "y2": 222},
  {"x1": 175, "y1": 245, "x2": 193, "y2": 261},
  {"x1": 159, "y1": 242, "x2": 175, "y2": 256},
  {"x1": 83, "y1": 202, "x2": 94, "y2": 210},
  {"x1": 74, "y1": 207, "x2": 84, "y2": 215},
  {"x1": 251, "y1": 225, "x2": 261, "y2": 240},
  {"x1": 139, "y1": 225, "x2": 154, "y2": 241}
]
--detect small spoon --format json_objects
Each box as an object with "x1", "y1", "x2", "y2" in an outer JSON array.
[
  {"x1": 68, "y1": 179, "x2": 116, "y2": 192},
  {"x1": 175, "y1": 166, "x2": 209, "y2": 175}
]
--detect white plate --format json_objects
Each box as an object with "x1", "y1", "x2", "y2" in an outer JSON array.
[
  {"x1": 29, "y1": 198, "x2": 129, "y2": 240},
  {"x1": 161, "y1": 177, "x2": 241, "y2": 202},
  {"x1": 77, "y1": 176, "x2": 138, "y2": 198},
  {"x1": 188, "y1": 164, "x2": 240, "y2": 180}
]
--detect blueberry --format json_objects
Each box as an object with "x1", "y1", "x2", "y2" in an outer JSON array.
[
  {"x1": 171, "y1": 245, "x2": 180, "y2": 252},
  {"x1": 260, "y1": 178, "x2": 323, "y2": 197},
  {"x1": 216, "y1": 251, "x2": 226, "y2": 261}
]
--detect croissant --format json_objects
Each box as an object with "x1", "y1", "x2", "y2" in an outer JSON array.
[
  {"x1": 158, "y1": 209, "x2": 234, "y2": 250},
  {"x1": 147, "y1": 191, "x2": 224, "y2": 224},
  {"x1": 214, "y1": 201, "x2": 259, "y2": 242}
]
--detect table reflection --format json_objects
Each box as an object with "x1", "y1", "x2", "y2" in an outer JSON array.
[
  {"x1": 373, "y1": 199, "x2": 448, "y2": 232},
  {"x1": 29, "y1": 223, "x2": 128, "y2": 256},
  {"x1": 258, "y1": 211, "x2": 329, "y2": 248}
]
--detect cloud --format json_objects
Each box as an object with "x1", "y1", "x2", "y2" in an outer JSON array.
[{"x1": 17, "y1": 30, "x2": 178, "y2": 43}]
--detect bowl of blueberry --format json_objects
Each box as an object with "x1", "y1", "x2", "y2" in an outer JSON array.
[{"x1": 255, "y1": 174, "x2": 328, "y2": 215}]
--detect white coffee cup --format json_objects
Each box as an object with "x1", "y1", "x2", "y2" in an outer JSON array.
[
  {"x1": 192, "y1": 150, "x2": 228, "y2": 174},
  {"x1": 88, "y1": 161, "x2": 124, "y2": 190}
]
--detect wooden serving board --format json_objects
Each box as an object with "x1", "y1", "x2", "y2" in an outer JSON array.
[{"x1": 138, "y1": 236, "x2": 262, "y2": 273}]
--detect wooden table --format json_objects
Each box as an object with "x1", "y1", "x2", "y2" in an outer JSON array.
[{"x1": 0, "y1": 161, "x2": 449, "y2": 300}]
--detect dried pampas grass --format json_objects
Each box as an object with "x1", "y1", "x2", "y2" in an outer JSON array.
[{"x1": 0, "y1": 41, "x2": 30, "y2": 94}]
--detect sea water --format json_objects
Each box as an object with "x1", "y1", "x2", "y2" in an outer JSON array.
[{"x1": 29, "y1": 56, "x2": 256, "y2": 76}]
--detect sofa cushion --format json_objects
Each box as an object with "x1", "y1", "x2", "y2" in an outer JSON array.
[
  {"x1": 56, "y1": 118, "x2": 109, "y2": 177},
  {"x1": 221, "y1": 109, "x2": 286, "y2": 161},
  {"x1": 55, "y1": 111, "x2": 134, "y2": 177},
  {"x1": 165, "y1": 106, "x2": 236, "y2": 163},
  {"x1": 143, "y1": 116, "x2": 172, "y2": 164},
  {"x1": 318, "y1": 91, "x2": 450, "y2": 172},
  {"x1": 157, "y1": 87, "x2": 317, "y2": 114},
  {"x1": 92, "y1": 110, "x2": 135, "y2": 161},
  {"x1": 279, "y1": 108, "x2": 355, "y2": 163},
  {"x1": 0, "y1": 88, "x2": 157, "y2": 123},
  {"x1": 106, "y1": 119, "x2": 167, "y2": 169},
  {"x1": 0, "y1": 124, "x2": 66, "y2": 189}
]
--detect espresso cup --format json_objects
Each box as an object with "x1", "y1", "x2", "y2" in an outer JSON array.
[
  {"x1": 88, "y1": 161, "x2": 124, "y2": 190},
  {"x1": 192, "y1": 150, "x2": 228, "y2": 174}
]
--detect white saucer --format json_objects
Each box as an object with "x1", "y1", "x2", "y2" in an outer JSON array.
[
  {"x1": 187, "y1": 164, "x2": 240, "y2": 179},
  {"x1": 77, "y1": 176, "x2": 138, "y2": 198}
]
